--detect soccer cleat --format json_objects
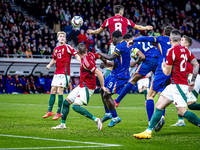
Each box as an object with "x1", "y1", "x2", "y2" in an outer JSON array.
[
  {"x1": 29, "y1": 91, "x2": 33, "y2": 94},
  {"x1": 52, "y1": 113, "x2": 61, "y2": 120},
  {"x1": 154, "y1": 118, "x2": 165, "y2": 132},
  {"x1": 108, "y1": 117, "x2": 121, "y2": 127},
  {"x1": 43, "y1": 111, "x2": 54, "y2": 118},
  {"x1": 102, "y1": 114, "x2": 112, "y2": 122},
  {"x1": 113, "y1": 99, "x2": 119, "y2": 107},
  {"x1": 46, "y1": 91, "x2": 50, "y2": 94},
  {"x1": 95, "y1": 118, "x2": 103, "y2": 130},
  {"x1": 133, "y1": 131, "x2": 152, "y2": 139},
  {"x1": 51, "y1": 124, "x2": 66, "y2": 129},
  {"x1": 170, "y1": 120, "x2": 185, "y2": 126}
]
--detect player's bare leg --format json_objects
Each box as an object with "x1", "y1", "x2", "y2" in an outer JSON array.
[
  {"x1": 114, "y1": 73, "x2": 144, "y2": 107},
  {"x1": 52, "y1": 87, "x2": 64, "y2": 120},
  {"x1": 43, "y1": 86, "x2": 57, "y2": 118}
]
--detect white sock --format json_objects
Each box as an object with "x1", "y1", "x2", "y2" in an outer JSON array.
[
  {"x1": 105, "y1": 113, "x2": 111, "y2": 116},
  {"x1": 161, "y1": 115, "x2": 165, "y2": 119},
  {"x1": 94, "y1": 118, "x2": 99, "y2": 122},
  {"x1": 145, "y1": 129, "x2": 152, "y2": 133},
  {"x1": 112, "y1": 117, "x2": 118, "y2": 121}
]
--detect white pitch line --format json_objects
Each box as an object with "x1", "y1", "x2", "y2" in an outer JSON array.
[
  {"x1": 0, "y1": 134, "x2": 122, "y2": 148},
  {"x1": 0, "y1": 145, "x2": 114, "y2": 150},
  {"x1": 0, "y1": 103, "x2": 177, "y2": 111}
]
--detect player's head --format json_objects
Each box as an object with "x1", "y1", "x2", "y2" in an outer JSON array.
[
  {"x1": 112, "y1": 30, "x2": 122, "y2": 46},
  {"x1": 123, "y1": 33, "x2": 132, "y2": 40},
  {"x1": 77, "y1": 43, "x2": 87, "y2": 56},
  {"x1": 170, "y1": 29, "x2": 181, "y2": 43},
  {"x1": 181, "y1": 35, "x2": 193, "y2": 48},
  {"x1": 57, "y1": 31, "x2": 66, "y2": 45},
  {"x1": 114, "y1": 5, "x2": 124, "y2": 16},
  {"x1": 164, "y1": 26, "x2": 174, "y2": 36}
]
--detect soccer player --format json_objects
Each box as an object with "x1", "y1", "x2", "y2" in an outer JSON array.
[
  {"x1": 127, "y1": 26, "x2": 174, "y2": 131},
  {"x1": 43, "y1": 31, "x2": 81, "y2": 120},
  {"x1": 133, "y1": 29, "x2": 200, "y2": 139},
  {"x1": 51, "y1": 43, "x2": 109, "y2": 130},
  {"x1": 171, "y1": 35, "x2": 200, "y2": 126},
  {"x1": 114, "y1": 40, "x2": 159, "y2": 108},
  {"x1": 97, "y1": 32, "x2": 134, "y2": 127},
  {"x1": 87, "y1": 5, "x2": 153, "y2": 77}
]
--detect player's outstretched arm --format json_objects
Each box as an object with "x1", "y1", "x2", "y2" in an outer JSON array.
[
  {"x1": 189, "y1": 58, "x2": 199, "y2": 92},
  {"x1": 132, "y1": 36, "x2": 156, "y2": 43},
  {"x1": 97, "y1": 52, "x2": 118, "y2": 61},
  {"x1": 46, "y1": 59, "x2": 56, "y2": 70},
  {"x1": 75, "y1": 54, "x2": 81, "y2": 62},
  {"x1": 134, "y1": 25, "x2": 153, "y2": 31},
  {"x1": 94, "y1": 68, "x2": 110, "y2": 94},
  {"x1": 87, "y1": 27, "x2": 104, "y2": 34},
  {"x1": 161, "y1": 58, "x2": 172, "y2": 76}
]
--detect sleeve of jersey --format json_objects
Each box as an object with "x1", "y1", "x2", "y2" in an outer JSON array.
[
  {"x1": 53, "y1": 49, "x2": 56, "y2": 60},
  {"x1": 101, "y1": 19, "x2": 108, "y2": 29},
  {"x1": 94, "y1": 53, "x2": 100, "y2": 59},
  {"x1": 166, "y1": 49, "x2": 173, "y2": 66},
  {"x1": 113, "y1": 44, "x2": 121, "y2": 56},
  {"x1": 68, "y1": 46, "x2": 77, "y2": 56},
  {"x1": 83, "y1": 59, "x2": 97, "y2": 73},
  {"x1": 133, "y1": 36, "x2": 156, "y2": 42},
  {"x1": 189, "y1": 51, "x2": 195, "y2": 62},
  {"x1": 127, "y1": 18, "x2": 135, "y2": 28}
]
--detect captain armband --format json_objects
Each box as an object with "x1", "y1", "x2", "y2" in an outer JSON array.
[{"x1": 131, "y1": 48, "x2": 140, "y2": 58}]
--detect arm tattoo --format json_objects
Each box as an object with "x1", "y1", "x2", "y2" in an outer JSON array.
[{"x1": 190, "y1": 58, "x2": 199, "y2": 82}]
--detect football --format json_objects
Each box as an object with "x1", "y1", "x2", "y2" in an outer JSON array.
[{"x1": 71, "y1": 16, "x2": 83, "y2": 28}]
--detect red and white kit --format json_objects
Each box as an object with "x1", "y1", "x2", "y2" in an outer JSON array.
[
  {"x1": 67, "y1": 52, "x2": 99, "y2": 105},
  {"x1": 51, "y1": 44, "x2": 77, "y2": 87},
  {"x1": 161, "y1": 45, "x2": 195, "y2": 107}
]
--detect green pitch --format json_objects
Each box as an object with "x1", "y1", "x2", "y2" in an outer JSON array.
[{"x1": 0, "y1": 94, "x2": 200, "y2": 150}]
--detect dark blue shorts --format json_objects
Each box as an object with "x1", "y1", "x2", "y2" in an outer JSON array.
[
  {"x1": 135, "y1": 57, "x2": 158, "y2": 76},
  {"x1": 105, "y1": 74, "x2": 129, "y2": 94}
]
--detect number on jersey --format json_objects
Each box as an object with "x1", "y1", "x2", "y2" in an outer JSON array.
[
  {"x1": 180, "y1": 54, "x2": 188, "y2": 72},
  {"x1": 115, "y1": 23, "x2": 122, "y2": 32}
]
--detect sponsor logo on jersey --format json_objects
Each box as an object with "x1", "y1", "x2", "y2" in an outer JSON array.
[{"x1": 62, "y1": 48, "x2": 64, "y2": 54}]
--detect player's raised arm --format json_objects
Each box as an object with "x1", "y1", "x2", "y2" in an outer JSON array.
[
  {"x1": 74, "y1": 53, "x2": 81, "y2": 62},
  {"x1": 87, "y1": 27, "x2": 104, "y2": 34},
  {"x1": 134, "y1": 25, "x2": 153, "y2": 31}
]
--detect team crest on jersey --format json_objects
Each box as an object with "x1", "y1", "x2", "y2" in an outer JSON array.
[{"x1": 55, "y1": 49, "x2": 57, "y2": 53}]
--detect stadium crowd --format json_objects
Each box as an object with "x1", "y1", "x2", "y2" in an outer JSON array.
[{"x1": 0, "y1": 0, "x2": 199, "y2": 58}]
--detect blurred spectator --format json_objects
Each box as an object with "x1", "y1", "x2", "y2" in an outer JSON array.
[
  {"x1": 20, "y1": 75, "x2": 29, "y2": 94},
  {"x1": 29, "y1": 75, "x2": 38, "y2": 94},
  {"x1": 86, "y1": 34, "x2": 95, "y2": 52},
  {"x1": 0, "y1": 74, "x2": 4, "y2": 94},
  {"x1": 78, "y1": 29, "x2": 87, "y2": 43},
  {"x1": 6, "y1": 74, "x2": 14, "y2": 94},
  {"x1": 95, "y1": 40, "x2": 102, "y2": 53},
  {"x1": 26, "y1": 47, "x2": 33, "y2": 58},
  {"x1": 37, "y1": 73, "x2": 50, "y2": 94},
  {"x1": 45, "y1": 75, "x2": 52, "y2": 92},
  {"x1": 70, "y1": 28, "x2": 79, "y2": 45},
  {"x1": 13, "y1": 74, "x2": 23, "y2": 94}
]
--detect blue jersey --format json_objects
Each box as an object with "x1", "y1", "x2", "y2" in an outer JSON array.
[
  {"x1": 133, "y1": 36, "x2": 171, "y2": 70},
  {"x1": 131, "y1": 42, "x2": 159, "y2": 59},
  {"x1": 111, "y1": 40, "x2": 131, "y2": 79}
]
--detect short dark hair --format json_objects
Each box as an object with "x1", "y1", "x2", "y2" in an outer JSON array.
[
  {"x1": 114, "y1": 5, "x2": 124, "y2": 14},
  {"x1": 123, "y1": 33, "x2": 132, "y2": 39},
  {"x1": 77, "y1": 43, "x2": 86, "y2": 54},
  {"x1": 183, "y1": 35, "x2": 193, "y2": 47},
  {"x1": 164, "y1": 26, "x2": 174, "y2": 36},
  {"x1": 112, "y1": 30, "x2": 122, "y2": 38},
  {"x1": 170, "y1": 29, "x2": 181, "y2": 42}
]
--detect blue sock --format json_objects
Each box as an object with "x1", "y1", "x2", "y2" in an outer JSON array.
[
  {"x1": 111, "y1": 110, "x2": 118, "y2": 118},
  {"x1": 146, "y1": 99, "x2": 154, "y2": 122},
  {"x1": 162, "y1": 108, "x2": 165, "y2": 116},
  {"x1": 115, "y1": 82, "x2": 133, "y2": 103},
  {"x1": 104, "y1": 105, "x2": 110, "y2": 113}
]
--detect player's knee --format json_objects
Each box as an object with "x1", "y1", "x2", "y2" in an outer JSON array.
[
  {"x1": 72, "y1": 104, "x2": 80, "y2": 112},
  {"x1": 63, "y1": 99, "x2": 71, "y2": 107},
  {"x1": 177, "y1": 109, "x2": 187, "y2": 117}
]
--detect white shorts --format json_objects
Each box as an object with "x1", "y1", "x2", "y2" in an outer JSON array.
[
  {"x1": 137, "y1": 78, "x2": 149, "y2": 90},
  {"x1": 67, "y1": 86, "x2": 94, "y2": 105},
  {"x1": 187, "y1": 74, "x2": 200, "y2": 103},
  {"x1": 161, "y1": 84, "x2": 188, "y2": 107},
  {"x1": 51, "y1": 74, "x2": 69, "y2": 88}
]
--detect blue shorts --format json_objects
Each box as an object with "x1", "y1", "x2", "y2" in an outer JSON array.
[
  {"x1": 150, "y1": 70, "x2": 171, "y2": 92},
  {"x1": 105, "y1": 74, "x2": 129, "y2": 94},
  {"x1": 135, "y1": 57, "x2": 158, "y2": 76}
]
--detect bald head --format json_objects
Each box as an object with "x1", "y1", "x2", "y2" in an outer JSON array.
[{"x1": 170, "y1": 29, "x2": 181, "y2": 42}]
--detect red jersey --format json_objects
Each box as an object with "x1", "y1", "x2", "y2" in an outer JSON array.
[
  {"x1": 53, "y1": 44, "x2": 77, "y2": 75},
  {"x1": 186, "y1": 62, "x2": 193, "y2": 75},
  {"x1": 80, "y1": 52, "x2": 99, "y2": 89},
  {"x1": 101, "y1": 15, "x2": 135, "y2": 42},
  {"x1": 166, "y1": 45, "x2": 195, "y2": 85}
]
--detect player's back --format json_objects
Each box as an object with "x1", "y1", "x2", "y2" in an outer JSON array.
[
  {"x1": 166, "y1": 45, "x2": 195, "y2": 85},
  {"x1": 101, "y1": 15, "x2": 135, "y2": 40},
  {"x1": 111, "y1": 40, "x2": 131, "y2": 79},
  {"x1": 132, "y1": 42, "x2": 159, "y2": 58}
]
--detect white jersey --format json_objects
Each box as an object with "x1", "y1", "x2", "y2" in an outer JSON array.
[{"x1": 187, "y1": 74, "x2": 200, "y2": 102}]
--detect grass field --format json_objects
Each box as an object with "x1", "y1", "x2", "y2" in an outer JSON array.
[{"x1": 0, "y1": 94, "x2": 200, "y2": 150}]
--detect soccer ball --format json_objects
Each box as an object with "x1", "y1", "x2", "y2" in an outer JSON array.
[{"x1": 71, "y1": 16, "x2": 83, "y2": 28}]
